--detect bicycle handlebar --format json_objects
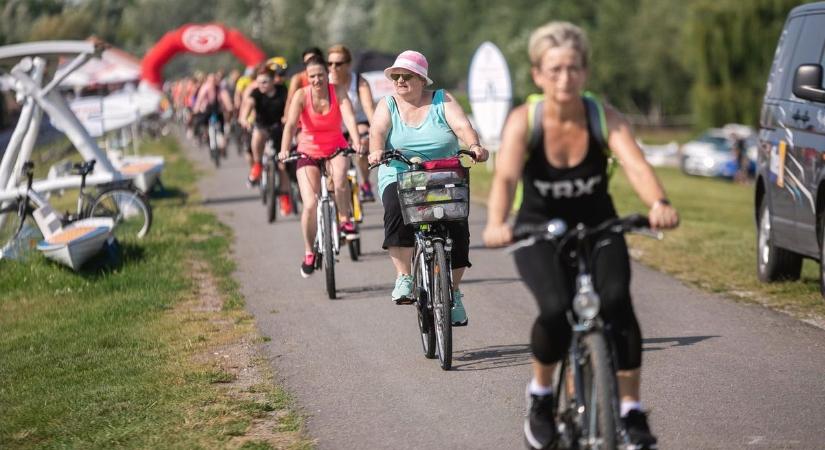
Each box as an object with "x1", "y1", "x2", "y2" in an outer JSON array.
[
  {"x1": 509, "y1": 214, "x2": 659, "y2": 253},
  {"x1": 368, "y1": 148, "x2": 478, "y2": 171},
  {"x1": 280, "y1": 147, "x2": 355, "y2": 163}
]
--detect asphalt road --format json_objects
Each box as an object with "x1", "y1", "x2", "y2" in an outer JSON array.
[{"x1": 183, "y1": 136, "x2": 825, "y2": 449}]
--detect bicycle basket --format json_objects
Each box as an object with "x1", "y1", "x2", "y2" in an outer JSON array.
[{"x1": 396, "y1": 165, "x2": 469, "y2": 225}]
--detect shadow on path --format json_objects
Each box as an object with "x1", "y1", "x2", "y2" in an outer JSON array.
[
  {"x1": 336, "y1": 282, "x2": 395, "y2": 300},
  {"x1": 201, "y1": 194, "x2": 260, "y2": 206},
  {"x1": 452, "y1": 343, "x2": 532, "y2": 371},
  {"x1": 642, "y1": 335, "x2": 719, "y2": 352}
]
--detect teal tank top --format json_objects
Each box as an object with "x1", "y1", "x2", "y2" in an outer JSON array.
[{"x1": 377, "y1": 89, "x2": 459, "y2": 197}]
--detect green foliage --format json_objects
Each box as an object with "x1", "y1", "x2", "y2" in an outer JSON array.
[
  {"x1": 0, "y1": 0, "x2": 812, "y2": 128},
  {"x1": 685, "y1": 0, "x2": 808, "y2": 128}
]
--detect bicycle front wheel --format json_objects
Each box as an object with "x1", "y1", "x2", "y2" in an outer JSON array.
[
  {"x1": 266, "y1": 163, "x2": 279, "y2": 223},
  {"x1": 0, "y1": 202, "x2": 25, "y2": 254},
  {"x1": 580, "y1": 332, "x2": 619, "y2": 450},
  {"x1": 414, "y1": 248, "x2": 436, "y2": 359},
  {"x1": 432, "y1": 241, "x2": 452, "y2": 370},
  {"x1": 89, "y1": 188, "x2": 152, "y2": 240},
  {"x1": 322, "y1": 200, "x2": 336, "y2": 299}
]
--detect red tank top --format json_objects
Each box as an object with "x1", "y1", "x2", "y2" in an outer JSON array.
[{"x1": 297, "y1": 84, "x2": 347, "y2": 158}]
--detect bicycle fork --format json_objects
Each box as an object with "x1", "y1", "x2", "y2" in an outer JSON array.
[{"x1": 315, "y1": 176, "x2": 340, "y2": 256}]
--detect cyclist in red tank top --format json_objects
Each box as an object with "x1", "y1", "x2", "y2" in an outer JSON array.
[{"x1": 279, "y1": 55, "x2": 363, "y2": 276}]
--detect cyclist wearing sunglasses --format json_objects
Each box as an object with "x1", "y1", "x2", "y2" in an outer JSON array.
[
  {"x1": 279, "y1": 55, "x2": 363, "y2": 276},
  {"x1": 367, "y1": 50, "x2": 488, "y2": 325},
  {"x1": 482, "y1": 22, "x2": 678, "y2": 450},
  {"x1": 328, "y1": 44, "x2": 377, "y2": 202}
]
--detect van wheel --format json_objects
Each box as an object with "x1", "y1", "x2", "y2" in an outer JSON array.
[{"x1": 757, "y1": 199, "x2": 802, "y2": 282}]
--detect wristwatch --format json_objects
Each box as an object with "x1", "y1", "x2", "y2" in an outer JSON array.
[{"x1": 653, "y1": 198, "x2": 671, "y2": 208}]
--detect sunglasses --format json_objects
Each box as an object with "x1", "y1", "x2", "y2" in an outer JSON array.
[
  {"x1": 327, "y1": 61, "x2": 349, "y2": 67},
  {"x1": 389, "y1": 73, "x2": 416, "y2": 81}
]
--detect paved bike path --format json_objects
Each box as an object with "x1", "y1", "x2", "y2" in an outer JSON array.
[{"x1": 183, "y1": 137, "x2": 825, "y2": 449}]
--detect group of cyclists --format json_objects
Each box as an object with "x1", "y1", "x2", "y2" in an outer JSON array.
[{"x1": 167, "y1": 20, "x2": 680, "y2": 450}]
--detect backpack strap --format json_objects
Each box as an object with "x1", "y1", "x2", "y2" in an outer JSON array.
[
  {"x1": 525, "y1": 93, "x2": 544, "y2": 153},
  {"x1": 582, "y1": 91, "x2": 616, "y2": 178}
]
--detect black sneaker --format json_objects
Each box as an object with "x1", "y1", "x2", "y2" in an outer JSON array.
[
  {"x1": 622, "y1": 409, "x2": 658, "y2": 449},
  {"x1": 524, "y1": 386, "x2": 556, "y2": 449}
]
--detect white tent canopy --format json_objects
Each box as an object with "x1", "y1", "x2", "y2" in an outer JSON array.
[{"x1": 56, "y1": 44, "x2": 141, "y2": 88}]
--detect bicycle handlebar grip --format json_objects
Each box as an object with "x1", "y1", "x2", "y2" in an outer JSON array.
[
  {"x1": 457, "y1": 149, "x2": 478, "y2": 160},
  {"x1": 623, "y1": 213, "x2": 650, "y2": 229}
]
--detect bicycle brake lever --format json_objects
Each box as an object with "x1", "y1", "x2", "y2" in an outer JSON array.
[
  {"x1": 505, "y1": 236, "x2": 537, "y2": 254},
  {"x1": 630, "y1": 228, "x2": 664, "y2": 240}
]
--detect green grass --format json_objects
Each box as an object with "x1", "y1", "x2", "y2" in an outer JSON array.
[
  {"x1": 471, "y1": 164, "x2": 825, "y2": 320},
  {"x1": 0, "y1": 136, "x2": 311, "y2": 449}
]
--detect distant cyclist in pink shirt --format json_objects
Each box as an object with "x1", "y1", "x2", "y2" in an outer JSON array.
[{"x1": 279, "y1": 55, "x2": 363, "y2": 277}]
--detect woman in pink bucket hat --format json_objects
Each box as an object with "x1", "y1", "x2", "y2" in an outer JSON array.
[{"x1": 368, "y1": 50, "x2": 489, "y2": 326}]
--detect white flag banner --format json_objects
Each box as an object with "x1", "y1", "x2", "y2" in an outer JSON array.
[{"x1": 468, "y1": 42, "x2": 512, "y2": 149}]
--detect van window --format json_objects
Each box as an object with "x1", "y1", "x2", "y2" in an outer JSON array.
[
  {"x1": 786, "y1": 14, "x2": 825, "y2": 101},
  {"x1": 766, "y1": 16, "x2": 803, "y2": 100}
]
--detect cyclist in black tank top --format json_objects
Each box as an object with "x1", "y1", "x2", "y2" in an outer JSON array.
[
  {"x1": 516, "y1": 106, "x2": 616, "y2": 229},
  {"x1": 482, "y1": 21, "x2": 678, "y2": 450}
]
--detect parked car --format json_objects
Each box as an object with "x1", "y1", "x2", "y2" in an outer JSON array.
[
  {"x1": 755, "y1": 1, "x2": 825, "y2": 297},
  {"x1": 680, "y1": 128, "x2": 755, "y2": 178}
]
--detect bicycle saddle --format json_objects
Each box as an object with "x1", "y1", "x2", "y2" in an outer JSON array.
[{"x1": 71, "y1": 159, "x2": 96, "y2": 176}]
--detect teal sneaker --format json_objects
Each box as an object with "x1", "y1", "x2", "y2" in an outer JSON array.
[
  {"x1": 451, "y1": 289, "x2": 468, "y2": 326},
  {"x1": 392, "y1": 274, "x2": 414, "y2": 304}
]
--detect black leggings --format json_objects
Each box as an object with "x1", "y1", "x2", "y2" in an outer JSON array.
[{"x1": 513, "y1": 233, "x2": 642, "y2": 370}]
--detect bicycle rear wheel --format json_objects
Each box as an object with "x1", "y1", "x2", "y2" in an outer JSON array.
[
  {"x1": 0, "y1": 202, "x2": 26, "y2": 254},
  {"x1": 89, "y1": 188, "x2": 152, "y2": 240},
  {"x1": 266, "y1": 163, "x2": 279, "y2": 223},
  {"x1": 414, "y1": 249, "x2": 436, "y2": 359},
  {"x1": 580, "y1": 332, "x2": 618, "y2": 450},
  {"x1": 432, "y1": 241, "x2": 452, "y2": 370},
  {"x1": 290, "y1": 181, "x2": 303, "y2": 216},
  {"x1": 322, "y1": 200, "x2": 336, "y2": 299}
]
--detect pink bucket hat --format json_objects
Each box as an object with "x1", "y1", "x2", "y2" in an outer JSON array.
[{"x1": 384, "y1": 50, "x2": 433, "y2": 85}]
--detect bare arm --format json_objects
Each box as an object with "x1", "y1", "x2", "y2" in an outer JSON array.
[
  {"x1": 280, "y1": 89, "x2": 304, "y2": 158},
  {"x1": 336, "y1": 84, "x2": 362, "y2": 153},
  {"x1": 442, "y1": 90, "x2": 488, "y2": 162},
  {"x1": 285, "y1": 73, "x2": 302, "y2": 117},
  {"x1": 357, "y1": 75, "x2": 375, "y2": 123},
  {"x1": 367, "y1": 98, "x2": 391, "y2": 164},
  {"x1": 605, "y1": 104, "x2": 679, "y2": 229},
  {"x1": 239, "y1": 92, "x2": 254, "y2": 129},
  {"x1": 482, "y1": 105, "x2": 529, "y2": 247}
]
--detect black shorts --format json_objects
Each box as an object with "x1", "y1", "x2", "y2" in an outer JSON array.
[
  {"x1": 381, "y1": 182, "x2": 471, "y2": 269},
  {"x1": 255, "y1": 123, "x2": 283, "y2": 149}
]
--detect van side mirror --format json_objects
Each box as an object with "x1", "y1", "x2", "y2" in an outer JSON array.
[{"x1": 793, "y1": 64, "x2": 825, "y2": 103}]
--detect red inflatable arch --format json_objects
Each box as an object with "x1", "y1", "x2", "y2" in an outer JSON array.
[{"x1": 140, "y1": 23, "x2": 265, "y2": 87}]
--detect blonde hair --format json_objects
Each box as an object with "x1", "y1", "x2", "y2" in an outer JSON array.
[
  {"x1": 528, "y1": 21, "x2": 589, "y2": 68},
  {"x1": 327, "y1": 44, "x2": 352, "y2": 63}
]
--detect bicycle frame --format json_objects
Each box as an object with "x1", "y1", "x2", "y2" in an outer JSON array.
[{"x1": 315, "y1": 162, "x2": 341, "y2": 257}]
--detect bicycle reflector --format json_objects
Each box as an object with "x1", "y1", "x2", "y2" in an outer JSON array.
[{"x1": 573, "y1": 274, "x2": 600, "y2": 320}]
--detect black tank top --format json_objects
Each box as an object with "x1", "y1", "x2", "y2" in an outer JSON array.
[
  {"x1": 515, "y1": 102, "x2": 616, "y2": 228},
  {"x1": 251, "y1": 85, "x2": 287, "y2": 127}
]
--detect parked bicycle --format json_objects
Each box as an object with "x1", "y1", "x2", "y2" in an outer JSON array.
[
  {"x1": 370, "y1": 148, "x2": 476, "y2": 370},
  {"x1": 64, "y1": 160, "x2": 152, "y2": 241},
  {"x1": 511, "y1": 214, "x2": 661, "y2": 450},
  {"x1": 0, "y1": 160, "x2": 152, "y2": 250},
  {"x1": 283, "y1": 147, "x2": 355, "y2": 299}
]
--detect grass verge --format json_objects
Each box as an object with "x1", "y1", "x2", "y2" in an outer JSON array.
[
  {"x1": 470, "y1": 164, "x2": 825, "y2": 322},
  {"x1": 0, "y1": 136, "x2": 311, "y2": 449}
]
